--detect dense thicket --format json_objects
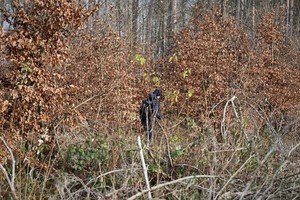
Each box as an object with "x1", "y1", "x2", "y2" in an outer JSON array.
[
  {"x1": 162, "y1": 9, "x2": 300, "y2": 125},
  {"x1": 0, "y1": 0, "x2": 98, "y2": 163},
  {"x1": 0, "y1": 1, "x2": 299, "y2": 199}
]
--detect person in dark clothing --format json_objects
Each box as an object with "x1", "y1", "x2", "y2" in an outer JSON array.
[{"x1": 139, "y1": 89, "x2": 162, "y2": 140}]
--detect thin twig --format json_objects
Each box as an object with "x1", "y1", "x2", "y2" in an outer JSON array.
[
  {"x1": 288, "y1": 142, "x2": 300, "y2": 158},
  {"x1": 221, "y1": 96, "x2": 237, "y2": 141},
  {"x1": 86, "y1": 168, "x2": 133, "y2": 186},
  {"x1": 74, "y1": 94, "x2": 101, "y2": 109},
  {"x1": 215, "y1": 155, "x2": 254, "y2": 200},
  {"x1": 158, "y1": 121, "x2": 173, "y2": 167},
  {"x1": 209, "y1": 135, "x2": 218, "y2": 200},
  {"x1": 0, "y1": 136, "x2": 18, "y2": 200},
  {"x1": 127, "y1": 174, "x2": 218, "y2": 200},
  {"x1": 137, "y1": 136, "x2": 152, "y2": 199}
]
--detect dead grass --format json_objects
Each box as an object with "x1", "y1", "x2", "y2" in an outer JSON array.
[{"x1": 2, "y1": 96, "x2": 299, "y2": 199}]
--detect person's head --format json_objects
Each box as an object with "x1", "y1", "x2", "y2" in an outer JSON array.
[{"x1": 153, "y1": 89, "x2": 162, "y2": 99}]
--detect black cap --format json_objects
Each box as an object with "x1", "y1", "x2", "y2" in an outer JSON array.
[{"x1": 153, "y1": 89, "x2": 162, "y2": 97}]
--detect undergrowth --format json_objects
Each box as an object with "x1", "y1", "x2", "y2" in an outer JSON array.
[
  {"x1": 1, "y1": 101, "x2": 299, "y2": 199},
  {"x1": 0, "y1": 2, "x2": 299, "y2": 200}
]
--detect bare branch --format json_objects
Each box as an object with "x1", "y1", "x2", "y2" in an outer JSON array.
[
  {"x1": 137, "y1": 136, "x2": 152, "y2": 199},
  {"x1": 127, "y1": 174, "x2": 218, "y2": 200},
  {"x1": 0, "y1": 136, "x2": 18, "y2": 200}
]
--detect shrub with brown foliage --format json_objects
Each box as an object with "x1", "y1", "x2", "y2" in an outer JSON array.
[
  {"x1": 161, "y1": 9, "x2": 251, "y2": 128},
  {"x1": 62, "y1": 19, "x2": 147, "y2": 134},
  {"x1": 0, "y1": 0, "x2": 98, "y2": 160},
  {"x1": 247, "y1": 11, "x2": 300, "y2": 110},
  {"x1": 162, "y1": 9, "x2": 300, "y2": 130}
]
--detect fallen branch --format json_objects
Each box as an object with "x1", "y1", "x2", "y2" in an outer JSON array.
[
  {"x1": 86, "y1": 168, "x2": 132, "y2": 186},
  {"x1": 127, "y1": 174, "x2": 217, "y2": 200}
]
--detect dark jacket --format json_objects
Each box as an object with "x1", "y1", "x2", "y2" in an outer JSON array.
[{"x1": 139, "y1": 89, "x2": 162, "y2": 139}]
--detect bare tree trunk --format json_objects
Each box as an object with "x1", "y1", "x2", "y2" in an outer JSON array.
[
  {"x1": 252, "y1": 0, "x2": 255, "y2": 36},
  {"x1": 116, "y1": 0, "x2": 121, "y2": 36},
  {"x1": 145, "y1": 0, "x2": 154, "y2": 54},
  {"x1": 290, "y1": 0, "x2": 294, "y2": 37},
  {"x1": 159, "y1": 15, "x2": 165, "y2": 56},
  {"x1": 87, "y1": 0, "x2": 94, "y2": 31},
  {"x1": 222, "y1": 0, "x2": 229, "y2": 18},
  {"x1": 173, "y1": 0, "x2": 178, "y2": 31},
  {"x1": 241, "y1": 0, "x2": 245, "y2": 23},
  {"x1": 131, "y1": 0, "x2": 139, "y2": 51},
  {"x1": 236, "y1": 0, "x2": 241, "y2": 26},
  {"x1": 180, "y1": 0, "x2": 186, "y2": 28},
  {"x1": 166, "y1": 0, "x2": 173, "y2": 51},
  {"x1": 0, "y1": 0, "x2": 5, "y2": 28},
  {"x1": 286, "y1": 0, "x2": 290, "y2": 37},
  {"x1": 156, "y1": 0, "x2": 165, "y2": 57}
]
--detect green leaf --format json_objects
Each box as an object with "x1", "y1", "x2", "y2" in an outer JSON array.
[
  {"x1": 27, "y1": 67, "x2": 33, "y2": 73},
  {"x1": 169, "y1": 53, "x2": 178, "y2": 63},
  {"x1": 182, "y1": 68, "x2": 191, "y2": 78},
  {"x1": 183, "y1": 70, "x2": 188, "y2": 78},
  {"x1": 135, "y1": 54, "x2": 146, "y2": 65},
  {"x1": 149, "y1": 164, "x2": 164, "y2": 174},
  {"x1": 21, "y1": 67, "x2": 32, "y2": 73},
  {"x1": 134, "y1": 54, "x2": 141, "y2": 60},
  {"x1": 143, "y1": 73, "x2": 150, "y2": 82},
  {"x1": 152, "y1": 76, "x2": 160, "y2": 85},
  {"x1": 140, "y1": 57, "x2": 146, "y2": 65},
  {"x1": 118, "y1": 127, "x2": 123, "y2": 135},
  {"x1": 187, "y1": 89, "x2": 194, "y2": 98},
  {"x1": 171, "y1": 146, "x2": 185, "y2": 159}
]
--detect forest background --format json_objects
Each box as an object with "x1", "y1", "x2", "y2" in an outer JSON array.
[{"x1": 0, "y1": 0, "x2": 300, "y2": 199}]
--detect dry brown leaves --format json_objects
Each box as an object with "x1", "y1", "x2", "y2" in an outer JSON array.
[
  {"x1": 161, "y1": 9, "x2": 299, "y2": 130},
  {"x1": 64, "y1": 19, "x2": 142, "y2": 130},
  {"x1": 0, "y1": 0, "x2": 99, "y2": 163}
]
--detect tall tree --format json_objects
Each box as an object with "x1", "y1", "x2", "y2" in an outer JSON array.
[
  {"x1": 252, "y1": 0, "x2": 256, "y2": 36},
  {"x1": 288, "y1": 0, "x2": 294, "y2": 37},
  {"x1": 180, "y1": 0, "x2": 186, "y2": 28},
  {"x1": 158, "y1": 0, "x2": 166, "y2": 56},
  {"x1": 222, "y1": 0, "x2": 229, "y2": 18},
  {"x1": 166, "y1": 0, "x2": 173, "y2": 50},
  {"x1": 116, "y1": 0, "x2": 121, "y2": 36},
  {"x1": 0, "y1": 0, "x2": 5, "y2": 28},
  {"x1": 131, "y1": 0, "x2": 139, "y2": 50},
  {"x1": 236, "y1": 0, "x2": 241, "y2": 25},
  {"x1": 173, "y1": 0, "x2": 178, "y2": 31},
  {"x1": 145, "y1": 0, "x2": 154, "y2": 54}
]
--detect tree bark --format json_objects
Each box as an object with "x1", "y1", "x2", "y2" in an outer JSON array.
[
  {"x1": 180, "y1": 0, "x2": 186, "y2": 28},
  {"x1": 222, "y1": 0, "x2": 229, "y2": 19},
  {"x1": 236, "y1": 0, "x2": 241, "y2": 26},
  {"x1": 252, "y1": 0, "x2": 255, "y2": 36},
  {"x1": 290, "y1": 0, "x2": 294, "y2": 37},
  {"x1": 0, "y1": 0, "x2": 5, "y2": 28},
  {"x1": 156, "y1": 0, "x2": 165, "y2": 57},
  {"x1": 173, "y1": 0, "x2": 178, "y2": 31},
  {"x1": 166, "y1": 0, "x2": 173, "y2": 51},
  {"x1": 145, "y1": 0, "x2": 154, "y2": 53},
  {"x1": 116, "y1": 0, "x2": 121, "y2": 36},
  {"x1": 131, "y1": 0, "x2": 139, "y2": 51}
]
